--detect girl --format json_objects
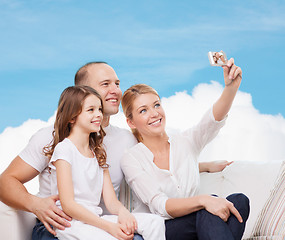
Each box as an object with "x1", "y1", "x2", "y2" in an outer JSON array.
[
  {"x1": 121, "y1": 58, "x2": 250, "y2": 240},
  {"x1": 44, "y1": 86, "x2": 165, "y2": 240}
]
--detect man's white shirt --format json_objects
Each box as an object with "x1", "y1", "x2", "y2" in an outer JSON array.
[{"x1": 19, "y1": 124, "x2": 137, "y2": 213}]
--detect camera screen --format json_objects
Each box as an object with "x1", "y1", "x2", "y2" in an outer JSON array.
[{"x1": 208, "y1": 51, "x2": 228, "y2": 66}]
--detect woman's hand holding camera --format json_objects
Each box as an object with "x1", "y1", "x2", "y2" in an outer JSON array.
[{"x1": 223, "y1": 58, "x2": 242, "y2": 88}]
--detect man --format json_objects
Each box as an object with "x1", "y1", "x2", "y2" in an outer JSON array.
[{"x1": 0, "y1": 62, "x2": 143, "y2": 240}]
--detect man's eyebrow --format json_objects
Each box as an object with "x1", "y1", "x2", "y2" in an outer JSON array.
[
  {"x1": 99, "y1": 79, "x2": 111, "y2": 83},
  {"x1": 99, "y1": 79, "x2": 120, "y2": 83}
]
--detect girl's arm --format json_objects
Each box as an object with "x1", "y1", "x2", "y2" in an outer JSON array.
[
  {"x1": 102, "y1": 169, "x2": 137, "y2": 235},
  {"x1": 213, "y1": 58, "x2": 242, "y2": 121},
  {"x1": 54, "y1": 160, "x2": 133, "y2": 240}
]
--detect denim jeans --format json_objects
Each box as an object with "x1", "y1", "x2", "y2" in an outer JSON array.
[
  {"x1": 133, "y1": 234, "x2": 144, "y2": 240},
  {"x1": 32, "y1": 219, "x2": 144, "y2": 240},
  {"x1": 165, "y1": 193, "x2": 250, "y2": 240},
  {"x1": 32, "y1": 219, "x2": 57, "y2": 240}
]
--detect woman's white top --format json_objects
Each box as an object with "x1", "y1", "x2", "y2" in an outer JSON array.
[
  {"x1": 121, "y1": 107, "x2": 226, "y2": 219},
  {"x1": 49, "y1": 138, "x2": 104, "y2": 216}
]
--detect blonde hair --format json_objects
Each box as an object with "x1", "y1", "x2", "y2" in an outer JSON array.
[
  {"x1": 121, "y1": 84, "x2": 160, "y2": 142},
  {"x1": 44, "y1": 85, "x2": 108, "y2": 168}
]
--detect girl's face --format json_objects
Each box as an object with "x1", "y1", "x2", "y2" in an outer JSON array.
[
  {"x1": 73, "y1": 94, "x2": 103, "y2": 134},
  {"x1": 127, "y1": 93, "x2": 166, "y2": 139}
]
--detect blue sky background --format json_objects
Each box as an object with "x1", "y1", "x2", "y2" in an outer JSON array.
[{"x1": 0, "y1": 0, "x2": 284, "y2": 133}]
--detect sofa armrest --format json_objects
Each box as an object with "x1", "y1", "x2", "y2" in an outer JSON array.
[{"x1": 0, "y1": 201, "x2": 36, "y2": 240}]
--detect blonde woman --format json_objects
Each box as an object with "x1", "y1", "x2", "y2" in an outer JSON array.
[{"x1": 121, "y1": 58, "x2": 249, "y2": 240}]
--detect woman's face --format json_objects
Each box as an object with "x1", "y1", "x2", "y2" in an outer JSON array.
[{"x1": 127, "y1": 93, "x2": 166, "y2": 139}]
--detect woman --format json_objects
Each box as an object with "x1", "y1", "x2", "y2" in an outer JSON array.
[{"x1": 121, "y1": 58, "x2": 250, "y2": 240}]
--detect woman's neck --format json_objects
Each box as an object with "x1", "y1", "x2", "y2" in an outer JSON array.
[
  {"x1": 142, "y1": 132, "x2": 170, "y2": 170},
  {"x1": 142, "y1": 132, "x2": 169, "y2": 153}
]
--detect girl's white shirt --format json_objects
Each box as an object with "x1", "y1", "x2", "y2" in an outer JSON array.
[
  {"x1": 49, "y1": 138, "x2": 104, "y2": 215},
  {"x1": 121, "y1": 107, "x2": 227, "y2": 219},
  {"x1": 19, "y1": 124, "x2": 137, "y2": 214}
]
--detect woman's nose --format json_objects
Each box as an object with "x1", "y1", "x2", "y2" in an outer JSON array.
[{"x1": 150, "y1": 108, "x2": 159, "y2": 117}]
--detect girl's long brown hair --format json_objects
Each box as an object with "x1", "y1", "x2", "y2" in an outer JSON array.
[{"x1": 44, "y1": 85, "x2": 108, "y2": 168}]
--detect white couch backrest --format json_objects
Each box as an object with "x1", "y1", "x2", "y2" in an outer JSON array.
[{"x1": 199, "y1": 160, "x2": 283, "y2": 239}]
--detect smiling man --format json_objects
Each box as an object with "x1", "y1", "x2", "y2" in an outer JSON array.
[
  {"x1": 0, "y1": 62, "x2": 142, "y2": 240},
  {"x1": 74, "y1": 62, "x2": 122, "y2": 127}
]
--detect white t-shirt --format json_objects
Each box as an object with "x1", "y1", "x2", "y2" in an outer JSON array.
[
  {"x1": 19, "y1": 124, "x2": 137, "y2": 210},
  {"x1": 49, "y1": 138, "x2": 104, "y2": 216},
  {"x1": 121, "y1": 107, "x2": 226, "y2": 219}
]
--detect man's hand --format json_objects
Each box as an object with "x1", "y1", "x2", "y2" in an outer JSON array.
[
  {"x1": 208, "y1": 160, "x2": 233, "y2": 173},
  {"x1": 31, "y1": 195, "x2": 72, "y2": 236},
  {"x1": 199, "y1": 160, "x2": 233, "y2": 173}
]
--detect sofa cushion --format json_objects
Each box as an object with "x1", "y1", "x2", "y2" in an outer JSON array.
[
  {"x1": 199, "y1": 160, "x2": 284, "y2": 239},
  {"x1": 250, "y1": 161, "x2": 285, "y2": 239},
  {"x1": 0, "y1": 201, "x2": 36, "y2": 240}
]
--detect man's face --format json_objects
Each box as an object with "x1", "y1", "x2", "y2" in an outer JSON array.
[{"x1": 86, "y1": 64, "x2": 122, "y2": 117}]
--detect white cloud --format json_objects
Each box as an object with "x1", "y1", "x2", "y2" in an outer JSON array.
[
  {"x1": 1, "y1": 82, "x2": 285, "y2": 194},
  {"x1": 112, "y1": 81, "x2": 285, "y2": 163},
  {"x1": 0, "y1": 113, "x2": 55, "y2": 194}
]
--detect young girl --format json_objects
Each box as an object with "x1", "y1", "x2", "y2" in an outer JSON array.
[
  {"x1": 44, "y1": 85, "x2": 165, "y2": 240},
  {"x1": 121, "y1": 59, "x2": 250, "y2": 240}
]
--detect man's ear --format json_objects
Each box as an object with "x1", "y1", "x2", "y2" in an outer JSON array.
[{"x1": 126, "y1": 118, "x2": 136, "y2": 129}]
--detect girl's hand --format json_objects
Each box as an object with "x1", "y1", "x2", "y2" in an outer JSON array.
[
  {"x1": 223, "y1": 58, "x2": 242, "y2": 88},
  {"x1": 207, "y1": 160, "x2": 233, "y2": 173},
  {"x1": 107, "y1": 222, "x2": 134, "y2": 240},
  {"x1": 118, "y1": 208, "x2": 138, "y2": 235},
  {"x1": 202, "y1": 195, "x2": 243, "y2": 223}
]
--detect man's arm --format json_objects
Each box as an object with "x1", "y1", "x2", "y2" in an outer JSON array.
[
  {"x1": 0, "y1": 156, "x2": 71, "y2": 236},
  {"x1": 0, "y1": 156, "x2": 39, "y2": 210},
  {"x1": 199, "y1": 161, "x2": 233, "y2": 173}
]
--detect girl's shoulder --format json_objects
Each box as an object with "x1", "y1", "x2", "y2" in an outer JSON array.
[
  {"x1": 53, "y1": 138, "x2": 74, "y2": 153},
  {"x1": 50, "y1": 138, "x2": 77, "y2": 165}
]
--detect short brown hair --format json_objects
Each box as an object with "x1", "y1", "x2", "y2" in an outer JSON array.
[{"x1": 74, "y1": 61, "x2": 107, "y2": 86}]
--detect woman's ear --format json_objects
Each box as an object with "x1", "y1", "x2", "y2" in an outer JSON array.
[{"x1": 126, "y1": 118, "x2": 136, "y2": 129}]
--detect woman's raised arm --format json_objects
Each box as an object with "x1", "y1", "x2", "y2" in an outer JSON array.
[{"x1": 213, "y1": 58, "x2": 242, "y2": 121}]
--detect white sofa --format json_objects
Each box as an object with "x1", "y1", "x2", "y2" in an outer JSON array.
[{"x1": 0, "y1": 160, "x2": 284, "y2": 240}]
